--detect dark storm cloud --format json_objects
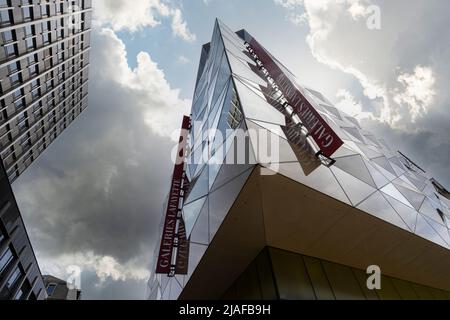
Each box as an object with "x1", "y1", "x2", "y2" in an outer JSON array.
[
  {"x1": 12, "y1": 27, "x2": 189, "y2": 295},
  {"x1": 80, "y1": 270, "x2": 148, "y2": 300}
]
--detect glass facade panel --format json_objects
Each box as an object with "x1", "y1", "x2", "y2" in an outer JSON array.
[
  {"x1": 321, "y1": 261, "x2": 365, "y2": 300},
  {"x1": 394, "y1": 183, "x2": 426, "y2": 210},
  {"x1": 190, "y1": 200, "x2": 209, "y2": 245},
  {"x1": 352, "y1": 268, "x2": 379, "y2": 300},
  {"x1": 186, "y1": 243, "x2": 207, "y2": 282},
  {"x1": 185, "y1": 166, "x2": 209, "y2": 205},
  {"x1": 330, "y1": 166, "x2": 377, "y2": 206},
  {"x1": 255, "y1": 249, "x2": 278, "y2": 300},
  {"x1": 208, "y1": 168, "x2": 254, "y2": 240},
  {"x1": 221, "y1": 247, "x2": 450, "y2": 300},
  {"x1": 233, "y1": 79, "x2": 285, "y2": 126},
  {"x1": 391, "y1": 278, "x2": 419, "y2": 300},
  {"x1": 334, "y1": 155, "x2": 376, "y2": 188},
  {"x1": 183, "y1": 196, "x2": 207, "y2": 238},
  {"x1": 234, "y1": 261, "x2": 263, "y2": 300},
  {"x1": 376, "y1": 276, "x2": 401, "y2": 300},
  {"x1": 303, "y1": 256, "x2": 335, "y2": 300},
  {"x1": 269, "y1": 248, "x2": 316, "y2": 300},
  {"x1": 382, "y1": 192, "x2": 418, "y2": 231},
  {"x1": 415, "y1": 214, "x2": 449, "y2": 248},
  {"x1": 357, "y1": 191, "x2": 409, "y2": 231}
]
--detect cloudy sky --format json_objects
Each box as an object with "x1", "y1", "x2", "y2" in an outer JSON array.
[{"x1": 11, "y1": 0, "x2": 450, "y2": 299}]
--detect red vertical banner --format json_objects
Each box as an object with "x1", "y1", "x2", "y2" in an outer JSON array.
[
  {"x1": 247, "y1": 39, "x2": 343, "y2": 158},
  {"x1": 175, "y1": 218, "x2": 189, "y2": 275},
  {"x1": 156, "y1": 116, "x2": 190, "y2": 274}
]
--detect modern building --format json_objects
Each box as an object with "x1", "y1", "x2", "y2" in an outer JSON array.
[
  {"x1": 43, "y1": 275, "x2": 81, "y2": 300},
  {"x1": 0, "y1": 0, "x2": 92, "y2": 183},
  {"x1": 148, "y1": 20, "x2": 450, "y2": 300},
  {"x1": 0, "y1": 0, "x2": 92, "y2": 301},
  {"x1": 0, "y1": 160, "x2": 46, "y2": 300}
]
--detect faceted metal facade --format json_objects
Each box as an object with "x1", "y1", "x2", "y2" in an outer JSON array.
[
  {"x1": 223, "y1": 247, "x2": 450, "y2": 300},
  {"x1": 148, "y1": 20, "x2": 450, "y2": 300},
  {"x1": 0, "y1": 0, "x2": 91, "y2": 183},
  {"x1": 0, "y1": 160, "x2": 46, "y2": 300}
]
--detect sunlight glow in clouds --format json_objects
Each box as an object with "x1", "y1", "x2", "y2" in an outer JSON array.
[
  {"x1": 274, "y1": 0, "x2": 438, "y2": 127},
  {"x1": 394, "y1": 66, "x2": 436, "y2": 122},
  {"x1": 335, "y1": 89, "x2": 371, "y2": 120},
  {"x1": 93, "y1": 0, "x2": 196, "y2": 42},
  {"x1": 40, "y1": 252, "x2": 150, "y2": 284}
]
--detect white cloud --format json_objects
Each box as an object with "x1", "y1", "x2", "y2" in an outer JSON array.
[
  {"x1": 274, "y1": 0, "x2": 308, "y2": 25},
  {"x1": 335, "y1": 89, "x2": 371, "y2": 120},
  {"x1": 394, "y1": 66, "x2": 436, "y2": 121},
  {"x1": 40, "y1": 252, "x2": 150, "y2": 284},
  {"x1": 93, "y1": 0, "x2": 196, "y2": 42},
  {"x1": 274, "y1": 0, "x2": 442, "y2": 128},
  {"x1": 170, "y1": 8, "x2": 196, "y2": 42},
  {"x1": 94, "y1": 28, "x2": 190, "y2": 138},
  {"x1": 178, "y1": 55, "x2": 190, "y2": 64},
  {"x1": 348, "y1": 1, "x2": 369, "y2": 20}
]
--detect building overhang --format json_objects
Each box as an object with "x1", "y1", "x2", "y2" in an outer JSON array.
[{"x1": 180, "y1": 166, "x2": 450, "y2": 299}]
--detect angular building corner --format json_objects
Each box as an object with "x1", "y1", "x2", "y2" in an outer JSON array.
[
  {"x1": 148, "y1": 19, "x2": 450, "y2": 300},
  {"x1": 0, "y1": 0, "x2": 92, "y2": 300},
  {"x1": 0, "y1": 159, "x2": 45, "y2": 299}
]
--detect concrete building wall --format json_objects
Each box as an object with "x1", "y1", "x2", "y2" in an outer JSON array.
[
  {"x1": 0, "y1": 160, "x2": 46, "y2": 300},
  {"x1": 0, "y1": 0, "x2": 92, "y2": 183}
]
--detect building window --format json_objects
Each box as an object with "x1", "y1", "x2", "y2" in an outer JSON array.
[
  {"x1": 40, "y1": 4, "x2": 49, "y2": 17},
  {"x1": 28, "y1": 53, "x2": 37, "y2": 65},
  {"x1": 9, "y1": 72, "x2": 20, "y2": 86},
  {"x1": 8, "y1": 61, "x2": 19, "y2": 74},
  {"x1": 14, "y1": 289, "x2": 24, "y2": 300},
  {"x1": 14, "y1": 98, "x2": 24, "y2": 110},
  {"x1": 4, "y1": 43, "x2": 16, "y2": 57},
  {"x1": 43, "y1": 32, "x2": 50, "y2": 44},
  {"x1": 29, "y1": 64, "x2": 38, "y2": 76},
  {"x1": 24, "y1": 25, "x2": 33, "y2": 37},
  {"x1": 20, "y1": 135, "x2": 30, "y2": 150},
  {"x1": 18, "y1": 121, "x2": 28, "y2": 133},
  {"x1": 46, "y1": 79, "x2": 53, "y2": 90},
  {"x1": 41, "y1": 21, "x2": 49, "y2": 32},
  {"x1": 227, "y1": 90, "x2": 243, "y2": 130},
  {"x1": 46, "y1": 283, "x2": 57, "y2": 296},
  {"x1": 25, "y1": 38, "x2": 35, "y2": 51},
  {"x1": 6, "y1": 266, "x2": 22, "y2": 289},
  {"x1": 12, "y1": 89, "x2": 22, "y2": 100},
  {"x1": 0, "y1": 9, "x2": 11, "y2": 25},
  {"x1": 2, "y1": 29, "x2": 14, "y2": 43},
  {"x1": 30, "y1": 79, "x2": 38, "y2": 89},
  {"x1": 31, "y1": 89, "x2": 40, "y2": 101},
  {"x1": 33, "y1": 102, "x2": 41, "y2": 113},
  {"x1": 3, "y1": 146, "x2": 12, "y2": 158},
  {"x1": 0, "y1": 247, "x2": 14, "y2": 276},
  {"x1": 17, "y1": 111, "x2": 26, "y2": 123},
  {"x1": 22, "y1": 7, "x2": 32, "y2": 21}
]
